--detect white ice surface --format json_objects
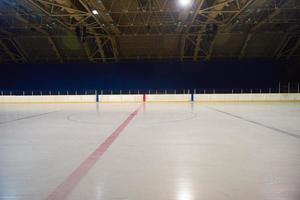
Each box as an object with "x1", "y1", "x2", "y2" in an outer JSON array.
[{"x1": 0, "y1": 102, "x2": 300, "y2": 200}]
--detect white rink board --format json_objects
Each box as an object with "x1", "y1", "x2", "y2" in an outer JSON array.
[
  {"x1": 0, "y1": 95, "x2": 95, "y2": 103},
  {"x1": 1, "y1": 93, "x2": 300, "y2": 103},
  {"x1": 146, "y1": 94, "x2": 191, "y2": 102},
  {"x1": 194, "y1": 93, "x2": 300, "y2": 102},
  {"x1": 99, "y1": 95, "x2": 143, "y2": 102}
]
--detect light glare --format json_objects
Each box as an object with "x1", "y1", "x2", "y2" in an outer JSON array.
[
  {"x1": 178, "y1": 0, "x2": 192, "y2": 7},
  {"x1": 92, "y1": 10, "x2": 99, "y2": 15}
]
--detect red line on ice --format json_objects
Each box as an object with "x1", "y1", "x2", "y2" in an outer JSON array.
[{"x1": 47, "y1": 105, "x2": 142, "y2": 200}]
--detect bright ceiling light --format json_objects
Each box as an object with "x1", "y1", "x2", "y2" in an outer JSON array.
[
  {"x1": 178, "y1": 0, "x2": 192, "y2": 7},
  {"x1": 92, "y1": 10, "x2": 99, "y2": 15}
]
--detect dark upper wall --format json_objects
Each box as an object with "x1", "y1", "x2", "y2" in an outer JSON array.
[{"x1": 0, "y1": 60, "x2": 297, "y2": 91}]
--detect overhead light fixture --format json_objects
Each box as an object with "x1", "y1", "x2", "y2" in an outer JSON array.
[
  {"x1": 178, "y1": 0, "x2": 192, "y2": 7},
  {"x1": 92, "y1": 10, "x2": 99, "y2": 15}
]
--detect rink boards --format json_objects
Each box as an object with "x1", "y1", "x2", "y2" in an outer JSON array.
[{"x1": 0, "y1": 93, "x2": 300, "y2": 103}]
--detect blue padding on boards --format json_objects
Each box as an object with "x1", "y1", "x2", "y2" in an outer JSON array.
[{"x1": 191, "y1": 94, "x2": 194, "y2": 102}]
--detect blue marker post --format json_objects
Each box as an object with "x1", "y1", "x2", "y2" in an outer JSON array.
[
  {"x1": 191, "y1": 89, "x2": 195, "y2": 102},
  {"x1": 96, "y1": 90, "x2": 99, "y2": 102}
]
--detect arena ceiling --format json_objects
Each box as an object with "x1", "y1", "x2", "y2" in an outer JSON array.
[{"x1": 0, "y1": 0, "x2": 299, "y2": 63}]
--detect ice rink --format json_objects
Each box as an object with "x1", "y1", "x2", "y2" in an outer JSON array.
[{"x1": 1, "y1": 102, "x2": 300, "y2": 200}]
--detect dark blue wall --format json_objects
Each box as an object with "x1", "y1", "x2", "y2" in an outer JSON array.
[{"x1": 0, "y1": 60, "x2": 295, "y2": 91}]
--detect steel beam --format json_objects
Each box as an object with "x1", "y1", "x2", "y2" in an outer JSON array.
[
  {"x1": 191, "y1": 0, "x2": 237, "y2": 60},
  {"x1": 78, "y1": 0, "x2": 120, "y2": 59},
  {"x1": 26, "y1": 0, "x2": 109, "y2": 62},
  {"x1": 0, "y1": 40, "x2": 18, "y2": 63},
  {"x1": 13, "y1": 11, "x2": 63, "y2": 62},
  {"x1": 0, "y1": 39, "x2": 27, "y2": 63},
  {"x1": 287, "y1": 38, "x2": 300, "y2": 59},
  {"x1": 238, "y1": 8, "x2": 282, "y2": 59},
  {"x1": 181, "y1": 0, "x2": 205, "y2": 60}
]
